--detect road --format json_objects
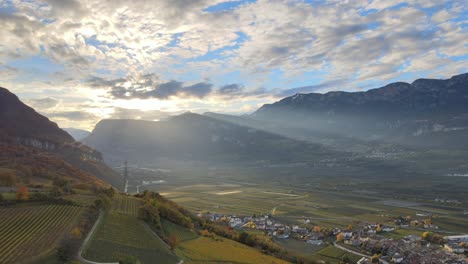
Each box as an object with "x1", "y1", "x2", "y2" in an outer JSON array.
[
  {"x1": 332, "y1": 242, "x2": 389, "y2": 264},
  {"x1": 333, "y1": 241, "x2": 369, "y2": 258}
]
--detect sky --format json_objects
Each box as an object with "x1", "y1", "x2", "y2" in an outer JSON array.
[{"x1": 0, "y1": 0, "x2": 467, "y2": 130}]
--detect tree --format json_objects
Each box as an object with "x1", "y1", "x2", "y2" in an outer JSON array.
[
  {"x1": 312, "y1": 226, "x2": 321, "y2": 232},
  {"x1": 347, "y1": 224, "x2": 353, "y2": 231},
  {"x1": 370, "y1": 255, "x2": 379, "y2": 263},
  {"x1": 336, "y1": 233, "x2": 343, "y2": 242},
  {"x1": 118, "y1": 255, "x2": 141, "y2": 264},
  {"x1": 376, "y1": 225, "x2": 382, "y2": 233},
  {"x1": 0, "y1": 171, "x2": 16, "y2": 186},
  {"x1": 70, "y1": 227, "x2": 82, "y2": 239},
  {"x1": 0, "y1": 193, "x2": 3, "y2": 205},
  {"x1": 168, "y1": 234, "x2": 179, "y2": 250},
  {"x1": 56, "y1": 239, "x2": 74, "y2": 262},
  {"x1": 16, "y1": 185, "x2": 29, "y2": 201},
  {"x1": 341, "y1": 255, "x2": 351, "y2": 264}
]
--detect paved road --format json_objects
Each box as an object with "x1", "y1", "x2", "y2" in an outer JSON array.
[
  {"x1": 332, "y1": 242, "x2": 389, "y2": 264},
  {"x1": 333, "y1": 241, "x2": 369, "y2": 258}
]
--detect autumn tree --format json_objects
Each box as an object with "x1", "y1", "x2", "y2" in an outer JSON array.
[
  {"x1": 376, "y1": 224, "x2": 382, "y2": 233},
  {"x1": 70, "y1": 227, "x2": 82, "y2": 239},
  {"x1": 312, "y1": 226, "x2": 321, "y2": 232},
  {"x1": 336, "y1": 233, "x2": 343, "y2": 242},
  {"x1": 16, "y1": 185, "x2": 29, "y2": 201},
  {"x1": 168, "y1": 234, "x2": 179, "y2": 251},
  {"x1": 347, "y1": 224, "x2": 353, "y2": 230}
]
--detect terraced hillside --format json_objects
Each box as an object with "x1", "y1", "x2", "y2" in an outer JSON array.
[
  {"x1": 83, "y1": 195, "x2": 179, "y2": 264},
  {"x1": 0, "y1": 204, "x2": 84, "y2": 264}
]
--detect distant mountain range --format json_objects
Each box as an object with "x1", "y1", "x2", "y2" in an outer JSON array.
[
  {"x1": 0, "y1": 87, "x2": 122, "y2": 188},
  {"x1": 252, "y1": 73, "x2": 468, "y2": 149},
  {"x1": 63, "y1": 128, "x2": 91, "y2": 141}
]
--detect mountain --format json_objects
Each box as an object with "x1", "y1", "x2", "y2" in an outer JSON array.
[
  {"x1": 63, "y1": 128, "x2": 91, "y2": 141},
  {"x1": 0, "y1": 87, "x2": 122, "y2": 188},
  {"x1": 83, "y1": 112, "x2": 352, "y2": 166},
  {"x1": 252, "y1": 73, "x2": 468, "y2": 149}
]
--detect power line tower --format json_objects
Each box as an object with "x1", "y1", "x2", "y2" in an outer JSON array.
[{"x1": 123, "y1": 160, "x2": 128, "y2": 193}]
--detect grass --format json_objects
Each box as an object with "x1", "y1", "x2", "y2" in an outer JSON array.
[
  {"x1": 176, "y1": 235, "x2": 290, "y2": 264},
  {"x1": 83, "y1": 212, "x2": 179, "y2": 264},
  {"x1": 0, "y1": 204, "x2": 84, "y2": 264},
  {"x1": 160, "y1": 210, "x2": 289, "y2": 264},
  {"x1": 161, "y1": 219, "x2": 198, "y2": 242}
]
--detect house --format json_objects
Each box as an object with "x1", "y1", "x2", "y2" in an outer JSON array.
[
  {"x1": 392, "y1": 253, "x2": 404, "y2": 263},
  {"x1": 356, "y1": 257, "x2": 370, "y2": 264},
  {"x1": 444, "y1": 243, "x2": 465, "y2": 254},
  {"x1": 382, "y1": 227, "x2": 395, "y2": 232},
  {"x1": 342, "y1": 232, "x2": 353, "y2": 239},
  {"x1": 306, "y1": 239, "x2": 323, "y2": 245}
]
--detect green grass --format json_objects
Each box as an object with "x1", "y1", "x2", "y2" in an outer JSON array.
[
  {"x1": 0, "y1": 204, "x2": 84, "y2": 264},
  {"x1": 176, "y1": 235, "x2": 290, "y2": 264},
  {"x1": 161, "y1": 219, "x2": 198, "y2": 242},
  {"x1": 83, "y1": 212, "x2": 179, "y2": 264}
]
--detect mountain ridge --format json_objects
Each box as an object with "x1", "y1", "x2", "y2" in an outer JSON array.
[{"x1": 0, "y1": 87, "x2": 122, "y2": 188}]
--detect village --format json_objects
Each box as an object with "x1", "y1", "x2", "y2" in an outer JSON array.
[{"x1": 200, "y1": 212, "x2": 468, "y2": 264}]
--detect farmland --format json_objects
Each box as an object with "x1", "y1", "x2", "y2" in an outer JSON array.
[
  {"x1": 111, "y1": 194, "x2": 141, "y2": 216},
  {"x1": 176, "y1": 235, "x2": 290, "y2": 264},
  {"x1": 83, "y1": 195, "x2": 179, "y2": 264},
  {"x1": 145, "y1": 169, "x2": 468, "y2": 234},
  {"x1": 310, "y1": 245, "x2": 362, "y2": 264},
  {"x1": 0, "y1": 204, "x2": 84, "y2": 264}
]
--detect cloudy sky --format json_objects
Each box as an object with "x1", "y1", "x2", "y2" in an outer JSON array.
[{"x1": 1, "y1": 0, "x2": 467, "y2": 130}]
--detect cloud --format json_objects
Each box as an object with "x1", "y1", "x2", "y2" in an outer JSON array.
[
  {"x1": 27, "y1": 97, "x2": 59, "y2": 109},
  {"x1": 277, "y1": 79, "x2": 349, "y2": 97},
  {"x1": 87, "y1": 73, "x2": 213, "y2": 99},
  {"x1": 0, "y1": 64, "x2": 19, "y2": 80},
  {"x1": 47, "y1": 111, "x2": 96, "y2": 121},
  {"x1": 109, "y1": 107, "x2": 182, "y2": 121}
]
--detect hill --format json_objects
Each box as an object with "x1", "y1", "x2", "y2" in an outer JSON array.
[{"x1": 0, "y1": 87, "x2": 122, "y2": 188}]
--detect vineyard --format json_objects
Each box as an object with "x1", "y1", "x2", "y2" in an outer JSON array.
[
  {"x1": 83, "y1": 212, "x2": 179, "y2": 264},
  {"x1": 0, "y1": 204, "x2": 84, "y2": 264},
  {"x1": 112, "y1": 194, "x2": 141, "y2": 216}
]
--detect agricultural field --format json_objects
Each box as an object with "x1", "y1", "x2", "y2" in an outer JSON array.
[
  {"x1": 176, "y1": 235, "x2": 290, "y2": 264},
  {"x1": 83, "y1": 195, "x2": 179, "y2": 264},
  {"x1": 161, "y1": 219, "x2": 198, "y2": 242},
  {"x1": 310, "y1": 245, "x2": 362, "y2": 264},
  {"x1": 161, "y1": 214, "x2": 291, "y2": 263},
  {"x1": 146, "y1": 172, "x2": 468, "y2": 233},
  {"x1": 0, "y1": 204, "x2": 84, "y2": 264},
  {"x1": 112, "y1": 194, "x2": 141, "y2": 216}
]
